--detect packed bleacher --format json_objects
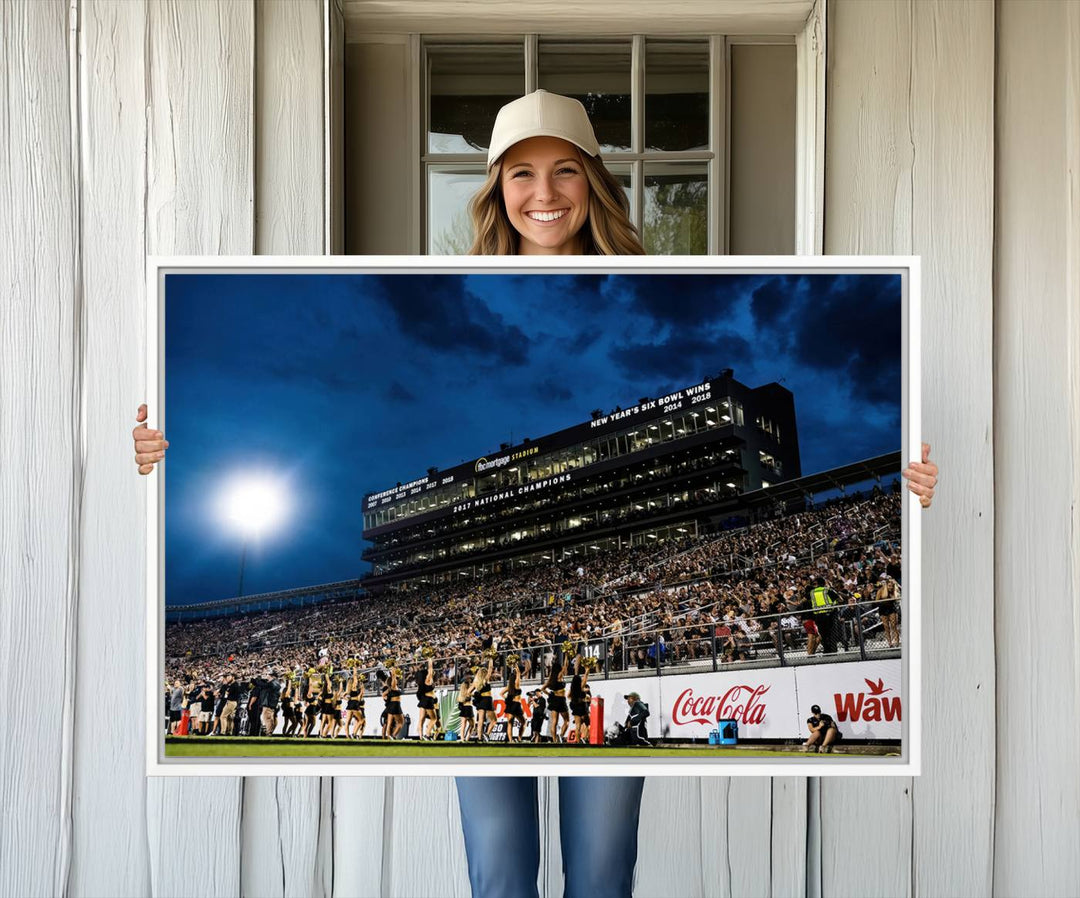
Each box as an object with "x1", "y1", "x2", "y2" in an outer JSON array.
[{"x1": 165, "y1": 486, "x2": 903, "y2": 708}]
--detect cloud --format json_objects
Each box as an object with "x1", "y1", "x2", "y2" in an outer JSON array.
[
  {"x1": 615, "y1": 275, "x2": 758, "y2": 328},
  {"x1": 531, "y1": 377, "x2": 573, "y2": 403},
  {"x1": 368, "y1": 275, "x2": 532, "y2": 365},
  {"x1": 607, "y1": 332, "x2": 752, "y2": 385},
  {"x1": 387, "y1": 381, "x2": 416, "y2": 402},
  {"x1": 787, "y1": 275, "x2": 901, "y2": 407}
]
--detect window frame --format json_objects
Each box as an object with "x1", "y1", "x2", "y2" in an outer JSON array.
[{"x1": 417, "y1": 25, "x2": 823, "y2": 256}]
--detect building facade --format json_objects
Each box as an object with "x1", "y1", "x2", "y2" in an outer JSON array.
[{"x1": 362, "y1": 370, "x2": 800, "y2": 589}]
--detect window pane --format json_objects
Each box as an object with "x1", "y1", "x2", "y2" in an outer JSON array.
[
  {"x1": 428, "y1": 167, "x2": 486, "y2": 254},
  {"x1": 643, "y1": 163, "x2": 708, "y2": 254},
  {"x1": 604, "y1": 162, "x2": 634, "y2": 216},
  {"x1": 645, "y1": 41, "x2": 709, "y2": 152},
  {"x1": 538, "y1": 41, "x2": 632, "y2": 153},
  {"x1": 427, "y1": 44, "x2": 524, "y2": 154}
]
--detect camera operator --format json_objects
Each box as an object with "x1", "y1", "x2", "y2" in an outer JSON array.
[
  {"x1": 611, "y1": 692, "x2": 651, "y2": 746},
  {"x1": 804, "y1": 703, "x2": 843, "y2": 752}
]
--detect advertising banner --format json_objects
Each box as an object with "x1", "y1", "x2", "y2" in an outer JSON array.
[
  {"x1": 261, "y1": 660, "x2": 901, "y2": 741},
  {"x1": 793, "y1": 659, "x2": 902, "y2": 739}
]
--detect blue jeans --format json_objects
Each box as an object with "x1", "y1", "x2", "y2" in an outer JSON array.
[{"x1": 455, "y1": 776, "x2": 646, "y2": 898}]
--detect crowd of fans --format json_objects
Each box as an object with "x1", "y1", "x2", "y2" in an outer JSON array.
[{"x1": 165, "y1": 487, "x2": 903, "y2": 734}]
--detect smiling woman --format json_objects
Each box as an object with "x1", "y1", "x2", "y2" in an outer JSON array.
[{"x1": 467, "y1": 90, "x2": 645, "y2": 256}]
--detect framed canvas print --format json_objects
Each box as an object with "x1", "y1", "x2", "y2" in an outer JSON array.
[{"x1": 145, "y1": 255, "x2": 920, "y2": 776}]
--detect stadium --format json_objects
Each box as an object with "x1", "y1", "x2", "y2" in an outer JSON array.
[{"x1": 164, "y1": 371, "x2": 903, "y2": 759}]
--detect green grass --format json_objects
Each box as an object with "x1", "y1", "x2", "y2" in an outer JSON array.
[{"x1": 165, "y1": 737, "x2": 887, "y2": 759}]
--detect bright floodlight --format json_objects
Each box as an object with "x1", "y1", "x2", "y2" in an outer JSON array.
[{"x1": 220, "y1": 474, "x2": 289, "y2": 538}]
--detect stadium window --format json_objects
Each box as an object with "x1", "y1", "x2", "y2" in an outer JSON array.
[{"x1": 415, "y1": 35, "x2": 798, "y2": 256}]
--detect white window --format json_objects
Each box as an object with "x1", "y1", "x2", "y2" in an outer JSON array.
[{"x1": 421, "y1": 35, "x2": 794, "y2": 256}]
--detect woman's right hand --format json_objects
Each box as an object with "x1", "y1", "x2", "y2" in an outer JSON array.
[{"x1": 133, "y1": 403, "x2": 169, "y2": 474}]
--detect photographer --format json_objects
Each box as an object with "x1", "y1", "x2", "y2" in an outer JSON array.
[
  {"x1": 804, "y1": 703, "x2": 843, "y2": 753},
  {"x1": 611, "y1": 692, "x2": 651, "y2": 747}
]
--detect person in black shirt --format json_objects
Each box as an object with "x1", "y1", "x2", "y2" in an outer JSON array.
[
  {"x1": 300, "y1": 672, "x2": 320, "y2": 738},
  {"x1": 542, "y1": 653, "x2": 570, "y2": 743},
  {"x1": 344, "y1": 668, "x2": 365, "y2": 740},
  {"x1": 529, "y1": 690, "x2": 547, "y2": 743},
  {"x1": 569, "y1": 657, "x2": 591, "y2": 745},
  {"x1": 382, "y1": 668, "x2": 404, "y2": 740},
  {"x1": 221, "y1": 674, "x2": 241, "y2": 736},
  {"x1": 259, "y1": 672, "x2": 281, "y2": 736},
  {"x1": 612, "y1": 692, "x2": 650, "y2": 746},
  {"x1": 280, "y1": 675, "x2": 298, "y2": 737},
  {"x1": 804, "y1": 703, "x2": 843, "y2": 752},
  {"x1": 415, "y1": 657, "x2": 437, "y2": 741},
  {"x1": 470, "y1": 657, "x2": 495, "y2": 742},
  {"x1": 501, "y1": 658, "x2": 525, "y2": 743},
  {"x1": 456, "y1": 673, "x2": 475, "y2": 742}
]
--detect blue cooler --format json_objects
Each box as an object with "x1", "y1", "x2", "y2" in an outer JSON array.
[
  {"x1": 445, "y1": 731, "x2": 458, "y2": 742},
  {"x1": 717, "y1": 719, "x2": 738, "y2": 745},
  {"x1": 708, "y1": 729, "x2": 721, "y2": 745}
]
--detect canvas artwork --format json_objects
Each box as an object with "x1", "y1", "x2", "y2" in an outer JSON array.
[{"x1": 148, "y1": 257, "x2": 919, "y2": 775}]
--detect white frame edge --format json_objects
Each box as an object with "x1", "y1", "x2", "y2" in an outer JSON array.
[{"x1": 145, "y1": 253, "x2": 920, "y2": 778}]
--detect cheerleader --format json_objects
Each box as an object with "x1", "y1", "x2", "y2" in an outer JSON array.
[
  {"x1": 382, "y1": 668, "x2": 404, "y2": 740},
  {"x1": 344, "y1": 668, "x2": 365, "y2": 739},
  {"x1": 300, "y1": 672, "x2": 320, "y2": 738},
  {"x1": 330, "y1": 676, "x2": 346, "y2": 738},
  {"x1": 280, "y1": 674, "x2": 298, "y2": 737},
  {"x1": 471, "y1": 657, "x2": 495, "y2": 742},
  {"x1": 569, "y1": 657, "x2": 592, "y2": 745},
  {"x1": 501, "y1": 657, "x2": 526, "y2": 743},
  {"x1": 319, "y1": 673, "x2": 337, "y2": 738},
  {"x1": 415, "y1": 657, "x2": 437, "y2": 740},
  {"x1": 543, "y1": 651, "x2": 571, "y2": 743},
  {"x1": 456, "y1": 673, "x2": 476, "y2": 742}
]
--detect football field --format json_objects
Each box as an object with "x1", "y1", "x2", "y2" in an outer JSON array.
[{"x1": 165, "y1": 737, "x2": 891, "y2": 759}]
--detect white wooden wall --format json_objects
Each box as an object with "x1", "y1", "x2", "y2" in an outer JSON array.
[{"x1": 1, "y1": 1, "x2": 1077, "y2": 896}]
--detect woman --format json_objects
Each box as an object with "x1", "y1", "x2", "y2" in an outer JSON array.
[
  {"x1": 875, "y1": 573, "x2": 901, "y2": 648},
  {"x1": 301, "y1": 674, "x2": 319, "y2": 738},
  {"x1": 279, "y1": 675, "x2": 298, "y2": 737},
  {"x1": 133, "y1": 89, "x2": 939, "y2": 898},
  {"x1": 470, "y1": 657, "x2": 495, "y2": 742},
  {"x1": 381, "y1": 668, "x2": 404, "y2": 740},
  {"x1": 318, "y1": 674, "x2": 337, "y2": 739},
  {"x1": 456, "y1": 671, "x2": 476, "y2": 742},
  {"x1": 501, "y1": 656, "x2": 526, "y2": 743},
  {"x1": 415, "y1": 657, "x2": 438, "y2": 740},
  {"x1": 344, "y1": 668, "x2": 365, "y2": 740},
  {"x1": 542, "y1": 650, "x2": 570, "y2": 744},
  {"x1": 568, "y1": 656, "x2": 591, "y2": 745},
  {"x1": 330, "y1": 676, "x2": 346, "y2": 739}
]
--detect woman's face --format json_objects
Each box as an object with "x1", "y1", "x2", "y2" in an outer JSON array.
[{"x1": 499, "y1": 136, "x2": 590, "y2": 255}]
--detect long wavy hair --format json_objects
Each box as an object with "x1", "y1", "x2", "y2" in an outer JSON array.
[{"x1": 468, "y1": 150, "x2": 645, "y2": 256}]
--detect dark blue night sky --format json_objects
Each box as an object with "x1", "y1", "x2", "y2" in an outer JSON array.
[{"x1": 165, "y1": 271, "x2": 901, "y2": 605}]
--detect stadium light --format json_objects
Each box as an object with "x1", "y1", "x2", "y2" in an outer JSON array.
[
  {"x1": 217, "y1": 471, "x2": 292, "y2": 598},
  {"x1": 220, "y1": 473, "x2": 290, "y2": 537}
]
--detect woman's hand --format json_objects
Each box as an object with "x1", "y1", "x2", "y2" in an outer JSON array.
[
  {"x1": 902, "y1": 442, "x2": 938, "y2": 508},
  {"x1": 133, "y1": 403, "x2": 169, "y2": 474}
]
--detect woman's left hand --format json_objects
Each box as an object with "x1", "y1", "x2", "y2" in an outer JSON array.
[{"x1": 902, "y1": 442, "x2": 938, "y2": 508}]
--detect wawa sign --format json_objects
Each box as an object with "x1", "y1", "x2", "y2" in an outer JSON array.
[{"x1": 794, "y1": 660, "x2": 902, "y2": 739}]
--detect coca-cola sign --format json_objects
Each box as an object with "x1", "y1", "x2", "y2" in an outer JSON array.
[{"x1": 671, "y1": 684, "x2": 769, "y2": 726}]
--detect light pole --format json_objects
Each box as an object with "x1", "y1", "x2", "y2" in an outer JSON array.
[{"x1": 221, "y1": 474, "x2": 289, "y2": 598}]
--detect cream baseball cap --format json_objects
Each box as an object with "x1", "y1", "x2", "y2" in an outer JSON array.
[{"x1": 486, "y1": 90, "x2": 601, "y2": 168}]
